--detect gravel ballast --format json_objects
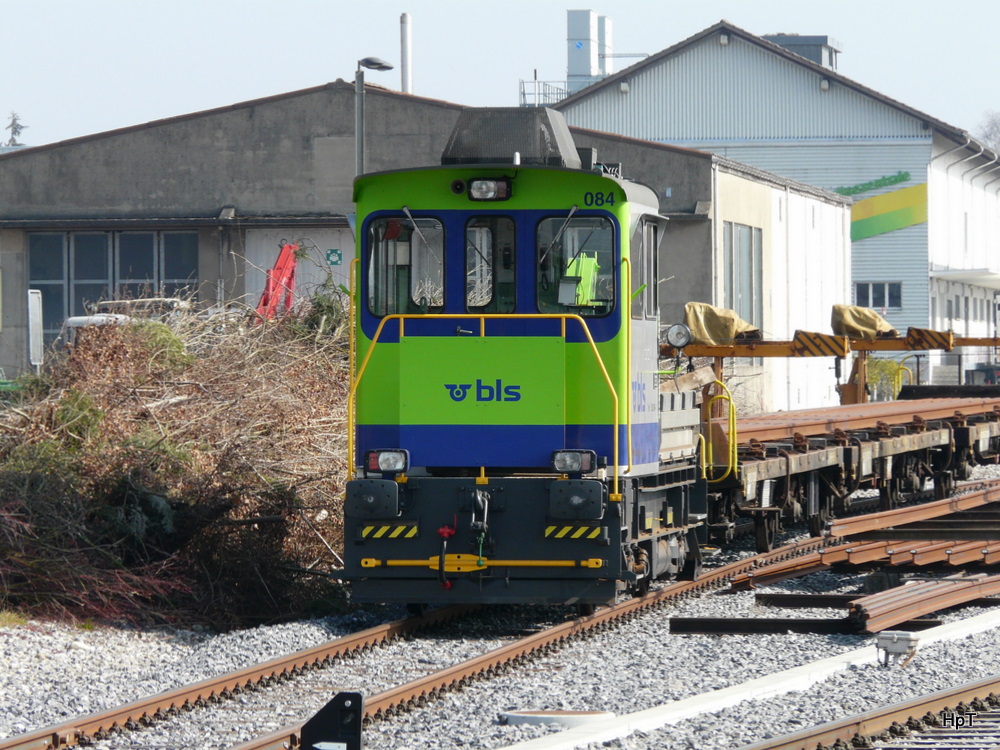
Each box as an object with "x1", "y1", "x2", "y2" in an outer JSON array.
[{"x1": 5, "y1": 471, "x2": 1000, "y2": 749}]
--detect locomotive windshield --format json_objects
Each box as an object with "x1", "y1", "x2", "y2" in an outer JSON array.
[
  {"x1": 536, "y1": 216, "x2": 615, "y2": 316},
  {"x1": 466, "y1": 216, "x2": 515, "y2": 313},
  {"x1": 367, "y1": 216, "x2": 444, "y2": 316}
]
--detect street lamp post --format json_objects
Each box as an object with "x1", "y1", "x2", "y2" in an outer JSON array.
[{"x1": 355, "y1": 56, "x2": 394, "y2": 176}]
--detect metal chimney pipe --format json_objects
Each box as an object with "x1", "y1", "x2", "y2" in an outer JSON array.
[{"x1": 400, "y1": 13, "x2": 412, "y2": 93}]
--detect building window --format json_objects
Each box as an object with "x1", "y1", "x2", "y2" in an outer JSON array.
[
  {"x1": 855, "y1": 282, "x2": 901, "y2": 310},
  {"x1": 722, "y1": 221, "x2": 763, "y2": 327},
  {"x1": 29, "y1": 230, "x2": 199, "y2": 342}
]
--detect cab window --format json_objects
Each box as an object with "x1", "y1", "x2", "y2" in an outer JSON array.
[
  {"x1": 536, "y1": 216, "x2": 614, "y2": 316},
  {"x1": 466, "y1": 216, "x2": 516, "y2": 313},
  {"x1": 367, "y1": 216, "x2": 444, "y2": 316}
]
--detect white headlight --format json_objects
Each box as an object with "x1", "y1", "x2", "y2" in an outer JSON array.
[
  {"x1": 552, "y1": 450, "x2": 596, "y2": 474},
  {"x1": 468, "y1": 178, "x2": 511, "y2": 201},
  {"x1": 365, "y1": 449, "x2": 409, "y2": 474}
]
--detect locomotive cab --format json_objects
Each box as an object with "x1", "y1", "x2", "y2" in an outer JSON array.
[{"x1": 344, "y1": 108, "x2": 705, "y2": 609}]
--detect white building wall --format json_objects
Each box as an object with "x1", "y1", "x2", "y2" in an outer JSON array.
[
  {"x1": 767, "y1": 184, "x2": 851, "y2": 410},
  {"x1": 926, "y1": 135, "x2": 1000, "y2": 352},
  {"x1": 715, "y1": 169, "x2": 850, "y2": 413}
]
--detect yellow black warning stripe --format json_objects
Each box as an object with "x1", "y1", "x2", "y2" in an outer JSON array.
[
  {"x1": 360, "y1": 522, "x2": 418, "y2": 540},
  {"x1": 906, "y1": 327, "x2": 953, "y2": 351},
  {"x1": 545, "y1": 524, "x2": 602, "y2": 540},
  {"x1": 791, "y1": 330, "x2": 849, "y2": 358}
]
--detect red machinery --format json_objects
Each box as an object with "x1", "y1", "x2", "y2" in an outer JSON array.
[{"x1": 255, "y1": 241, "x2": 299, "y2": 321}]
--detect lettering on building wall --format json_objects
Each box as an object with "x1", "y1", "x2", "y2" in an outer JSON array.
[{"x1": 834, "y1": 170, "x2": 911, "y2": 197}]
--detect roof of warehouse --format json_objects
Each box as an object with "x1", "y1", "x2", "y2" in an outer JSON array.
[
  {"x1": 570, "y1": 125, "x2": 851, "y2": 205},
  {"x1": 0, "y1": 80, "x2": 463, "y2": 161},
  {"x1": 553, "y1": 19, "x2": 993, "y2": 157}
]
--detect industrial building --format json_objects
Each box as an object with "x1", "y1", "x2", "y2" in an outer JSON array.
[
  {"x1": 550, "y1": 17, "x2": 1000, "y2": 381},
  {"x1": 0, "y1": 59, "x2": 849, "y2": 411}
]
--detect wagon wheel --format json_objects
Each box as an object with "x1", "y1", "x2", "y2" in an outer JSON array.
[
  {"x1": 879, "y1": 475, "x2": 902, "y2": 511},
  {"x1": 807, "y1": 503, "x2": 831, "y2": 537},
  {"x1": 933, "y1": 470, "x2": 955, "y2": 500},
  {"x1": 808, "y1": 483, "x2": 836, "y2": 537},
  {"x1": 754, "y1": 513, "x2": 779, "y2": 553}
]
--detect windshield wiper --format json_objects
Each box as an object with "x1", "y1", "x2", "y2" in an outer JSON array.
[
  {"x1": 538, "y1": 205, "x2": 579, "y2": 269},
  {"x1": 401, "y1": 205, "x2": 441, "y2": 264}
]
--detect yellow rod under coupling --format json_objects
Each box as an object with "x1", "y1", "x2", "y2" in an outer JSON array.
[{"x1": 361, "y1": 554, "x2": 604, "y2": 572}]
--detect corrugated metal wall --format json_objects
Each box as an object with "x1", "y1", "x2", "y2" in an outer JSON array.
[
  {"x1": 853, "y1": 223, "x2": 929, "y2": 332},
  {"x1": 561, "y1": 35, "x2": 926, "y2": 142},
  {"x1": 705, "y1": 141, "x2": 931, "y2": 194}
]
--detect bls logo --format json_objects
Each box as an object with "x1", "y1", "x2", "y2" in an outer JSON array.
[{"x1": 445, "y1": 379, "x2": 521, "y2": 403}]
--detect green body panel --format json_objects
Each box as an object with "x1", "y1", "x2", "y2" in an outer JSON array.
[
  {"x1": 354, "y1": 166, "x2": 629, "y2": 215},
  {"x1": 356, "y1": 335, "x2": 627, "y2": 427},
  {"x1": 399, "y1": 337, "x2": 564, "y2": 425}
]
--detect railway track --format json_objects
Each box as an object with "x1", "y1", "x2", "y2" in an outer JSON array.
[
  {"x1": 0, "y1": 538, "x2": 826, "y2": 750},
  {"x1": 739, "y1": 673, "x2": 1000, "y2": 750},
  {"x1": 0, "y1": 604, "x2": 481, "y2": 750},
  {"x1": 11, "y1": 397, "x2": 1000, "y2": 750}
]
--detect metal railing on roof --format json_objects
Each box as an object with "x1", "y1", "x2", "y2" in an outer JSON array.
[{"x1": 518, "y1": 80, "x2": 571, "y2": 107}]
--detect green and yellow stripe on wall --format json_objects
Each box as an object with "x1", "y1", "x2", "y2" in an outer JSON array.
[{"x1": 851, "y1": 183, "x2": 927, "y2": 241}]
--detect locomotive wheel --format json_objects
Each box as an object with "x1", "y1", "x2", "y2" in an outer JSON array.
[
  {"x1": 576, "y1": 603, "x2": 596, "y2": 617},
  {"x1": 754, "y1": 513, "x2": 779, "y2": 553}
]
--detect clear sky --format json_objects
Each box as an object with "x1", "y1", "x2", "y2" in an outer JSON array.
[{"x1": 3, "y1": 0, "x2": 998, "y2": 148}]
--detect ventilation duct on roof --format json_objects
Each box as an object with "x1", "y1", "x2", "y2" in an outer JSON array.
[
  {"x1": 763, "y1": 33, "x2": 842, "y2": 70},
  {"x1": 441, "y1": 107, "x2": 582, "y2": 169}
]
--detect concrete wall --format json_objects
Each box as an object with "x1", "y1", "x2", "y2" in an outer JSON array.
[
  {"x1": 0, "y1": 84, "x2": 464, "y2": 375},
  {"x1": 571, "y1": 128, "x2": 714, "y2": 214},
  {"x1": 0, "y1": 83, "x2": 463, "y2": 221}
]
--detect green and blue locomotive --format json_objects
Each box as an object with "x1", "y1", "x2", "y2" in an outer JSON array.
[{"x1": 343, "y1": 108, "x2": 705, "y2": 610}]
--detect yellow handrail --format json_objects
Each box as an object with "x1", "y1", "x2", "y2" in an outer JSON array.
[
  {"x1": 622, "y1": 257, "x2": 633, "y2": 477},
  {"x1": 894, "y1": 354, "x2": 916, "y2": 397},
  {"x1": 694, "y1": 433, "x2": 707, "y2": 480},
  {"x1": 347, "y1": 258, "x2": 359, "y2": 480},
  {"x1": 705, "y1": 380, "x2": 737, "y2": 483},
  {"x1": 348, "y1": 312, "x2": 621, "y2": 495}
]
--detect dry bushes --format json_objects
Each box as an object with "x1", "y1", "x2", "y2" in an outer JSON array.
[{"x1": 0, "y1": 303, "x2": 352, "y2": 626}]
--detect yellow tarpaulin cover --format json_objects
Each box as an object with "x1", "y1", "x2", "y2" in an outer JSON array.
[
  {"x1": 830, "y1": 304, "x2": 898, "y2": 339},
  {"x1": 683, "y1": 302, "x2": 760, "y2": 345}
]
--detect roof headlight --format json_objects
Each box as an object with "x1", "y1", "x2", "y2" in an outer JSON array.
[{"x1": 468, "y1": 178, "x2": 511, "y2": 201}]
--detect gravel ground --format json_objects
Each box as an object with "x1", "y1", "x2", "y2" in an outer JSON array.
[
  {"x1": 6, "y1": 567, "x2": 992, "y2": 750},
  {"x1": 3, "y1": 468, "x2": 999, "y2": 749}
]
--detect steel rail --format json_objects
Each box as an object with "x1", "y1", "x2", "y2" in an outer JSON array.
[
  {"x1": 721, "y1": 397, "x2": 1000, "y2": 444},
  {"x1": 229, "y1": 537, "x2": 831, "y2": 750},
  {"x1": 825, "y1": 479, "x2": 1000, "y2": 537},
  {"x1": 850, "y1": 573, "x2": 1000, "y2": 632},
  {"x1": 0, "y1": 604, "x2": 479, "y2": 750},
  {"x1": 736, "y1": 673, "x2": 1000, "y2": 750}
]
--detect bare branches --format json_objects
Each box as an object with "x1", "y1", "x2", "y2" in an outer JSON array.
[{"x1": 0, "y1": 300, "x2": 352, "y2": 626}]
